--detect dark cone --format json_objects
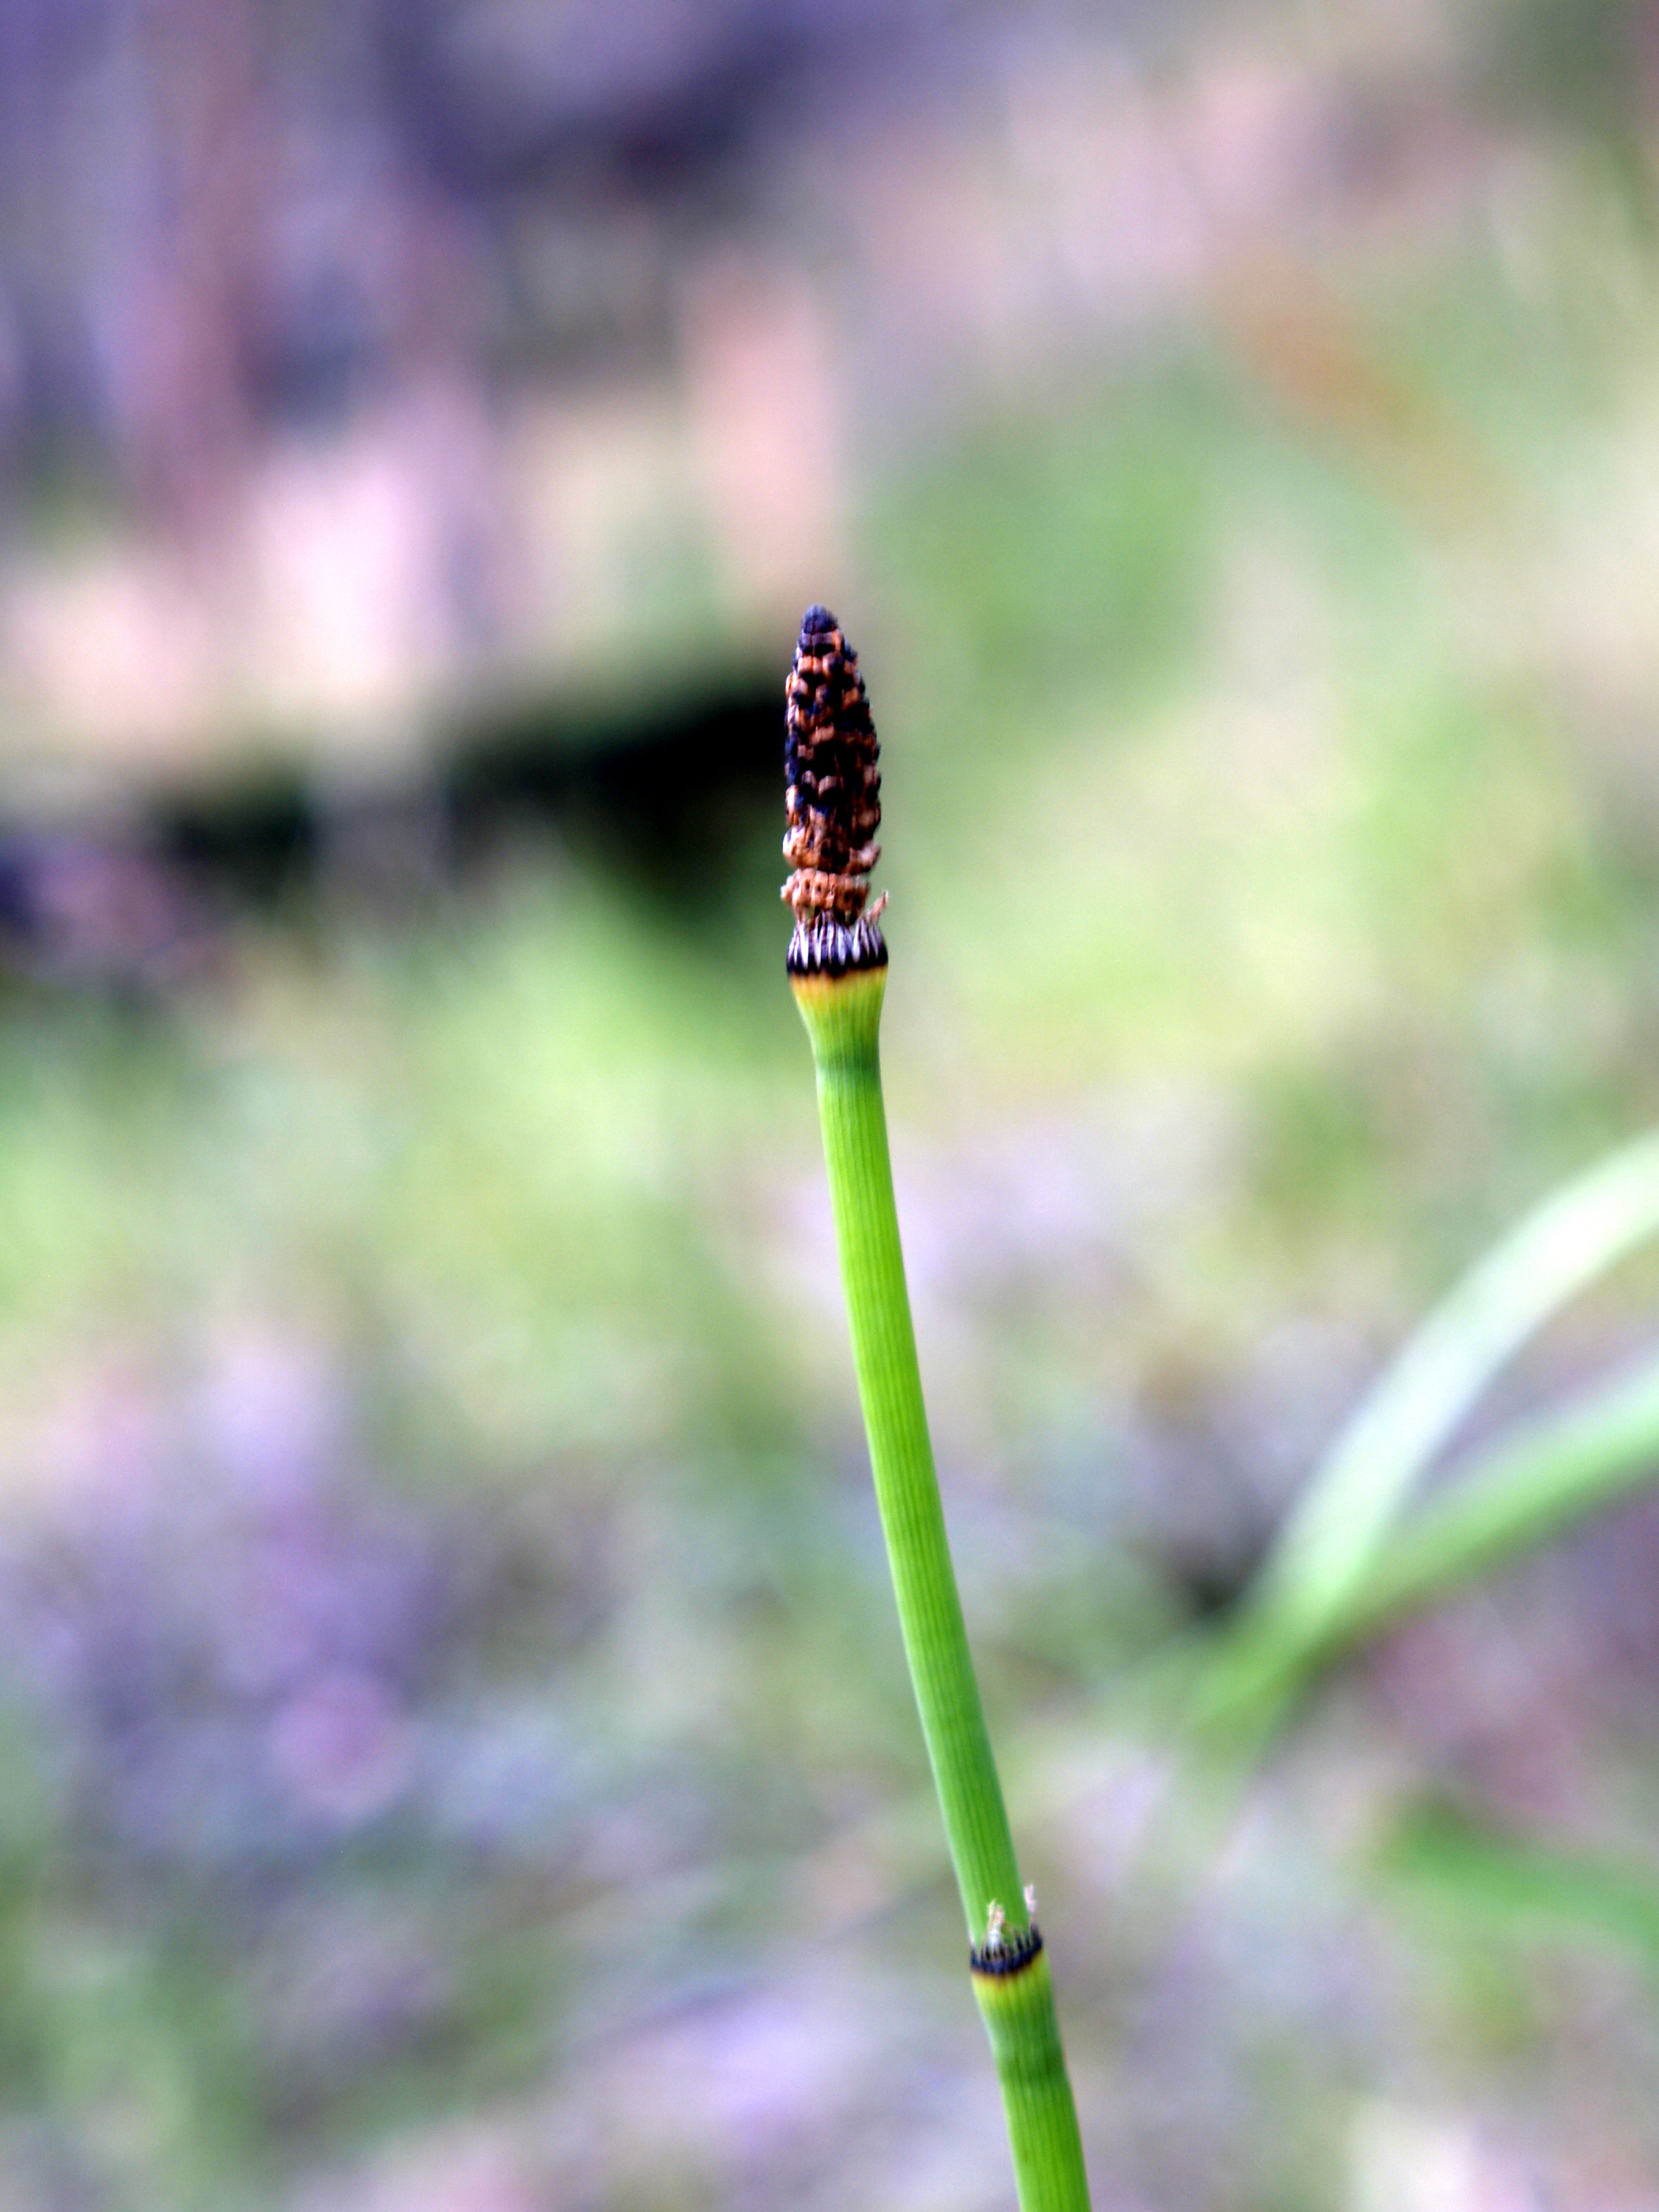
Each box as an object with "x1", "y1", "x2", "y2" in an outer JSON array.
[{"x1": 783, "y1": 606, "x2": 887, "y2": 973}]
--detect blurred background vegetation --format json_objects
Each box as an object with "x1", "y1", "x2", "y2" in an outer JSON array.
[{"x1": 4, "y1": 0, "x2": 1659, "y2": 2205}]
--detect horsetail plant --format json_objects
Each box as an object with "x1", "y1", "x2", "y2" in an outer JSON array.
[{"x1": 782, "y1": 606, "x2": 1091, "y2": 2211}]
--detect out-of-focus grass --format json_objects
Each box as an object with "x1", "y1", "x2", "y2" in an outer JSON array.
[
  {"x1": 6, "y1": 205, "x2": 1659, "y2": 2205},
  {"x1": 0, "y1": 877, "x2": 791, "y2": 1468}
]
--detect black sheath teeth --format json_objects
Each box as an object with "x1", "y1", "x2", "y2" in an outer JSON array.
[
  {"x1": 968, "y1": 1923, "x2": 1044, "y2": 1979},
  {"x1": 786, "y1": 913, "x2": 889, "y2": 978}
]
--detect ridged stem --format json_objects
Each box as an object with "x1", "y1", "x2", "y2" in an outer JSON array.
[{"x1": 794, "y1": 964, "x2": 1090, "y2": 2212}]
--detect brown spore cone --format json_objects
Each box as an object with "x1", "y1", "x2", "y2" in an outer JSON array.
[{"x1": 783, "y1": 604, "x2": 887, "y2": 976}]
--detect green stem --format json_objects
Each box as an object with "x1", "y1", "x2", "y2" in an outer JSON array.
[{"x1": 795, "y1": 964, "x2": 1090, "y2": 2212}]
